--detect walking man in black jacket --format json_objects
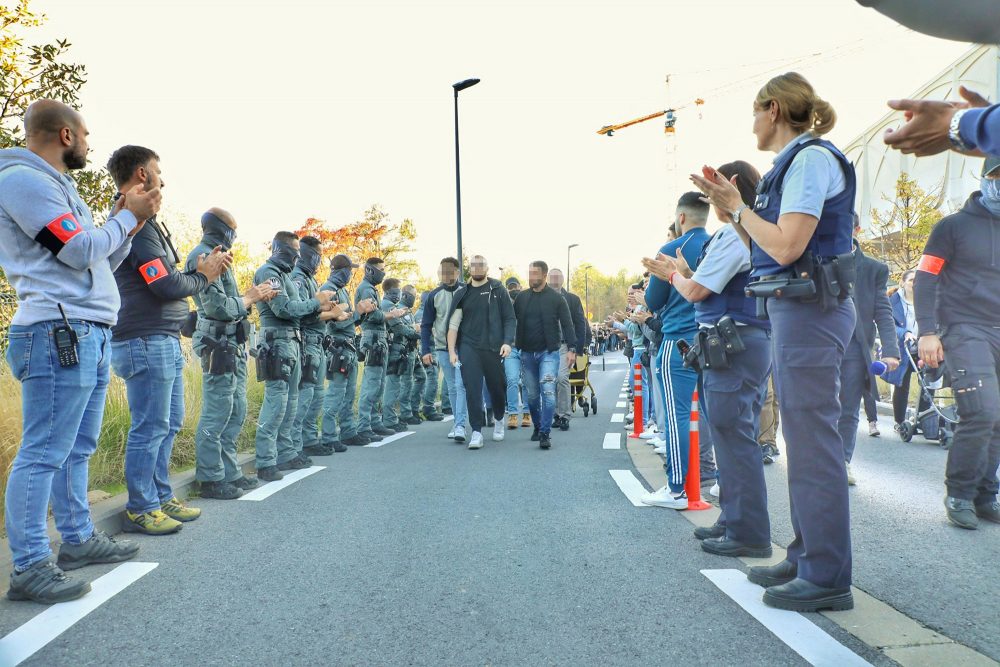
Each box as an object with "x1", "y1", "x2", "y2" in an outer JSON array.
[
  {"x1": 916, "y1": 158, "x2": 1000, "y2": 530},
  {"x1": 447, "y1": 255, "x2": 516, "y2": 449},
  {"x1": 108, "y1": 146, "x2": 229, "y2": 534},
  {"x1": 513, "y1": 261, "x2": 577, "y2": 449}
]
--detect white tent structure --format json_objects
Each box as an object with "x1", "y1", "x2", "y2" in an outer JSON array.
[{"x1": 845, "y1": 44, "x2": 1000, "y2": 234}]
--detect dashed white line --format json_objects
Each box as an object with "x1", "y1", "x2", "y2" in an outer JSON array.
[
  {"x1": 603, "y1": 433, "x2": 621, "y2": 450},
  {"x1": 0, "y1": 562, "x2": 158, "y2": 666},
  {"x1": 364, "y1": 431, "x2": 415, "y2": 448},
  {"x1": 702, "y1": 569, "x2": 872, "y2": 667},
  {"x1": 239, "y1": 466, "x2": 325, "y2": 501},
  {"x1": 616, "y1": 401, "x2": 626, "y2": 408},
  {"x1": 609, "y1": 470, "x2": 650, "y2": 507},
  {"x1": 610, "y1": 413, "x2": 625, "y2": 423}
]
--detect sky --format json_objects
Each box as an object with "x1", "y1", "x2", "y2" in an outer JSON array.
[{"x1": 30, "y1": 0, "x2": 971, "y2": 280}]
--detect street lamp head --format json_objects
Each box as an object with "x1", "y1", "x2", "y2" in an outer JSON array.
[
  {"x1": 453, "y1": 78, "x2": 481, "y2": 92},
  {"x1": 568, "y1": 243, "x2": 580, "y2": 249}
]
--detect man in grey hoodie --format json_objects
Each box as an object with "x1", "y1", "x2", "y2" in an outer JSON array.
[{"x1": 0, "y1": 100, "x2": 160, "y2": 603}]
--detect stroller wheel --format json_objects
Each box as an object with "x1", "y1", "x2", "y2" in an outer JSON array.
[
  {"x1": 582, "y1": 404, "x2": 590, "y2": 417},
  {"x1": 578, "y1": 396, "x2": 586, "y2": 408},
  {"x1": 900, "y1": 421, "x2": 915, "y2": 443},
  {"x1": 591, "y1": 396, "x2": 598, "y2": 415}
]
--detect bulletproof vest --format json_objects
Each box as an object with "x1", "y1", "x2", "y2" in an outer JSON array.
[
  {"x1": 750, "y1": 137, "x2": 856, "y2": 278},
  {"x1": 694, "y1": 230, "x2": 770, "y2": 329}
]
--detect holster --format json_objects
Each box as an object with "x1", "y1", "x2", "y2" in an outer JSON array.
[
  {"x1": 200, "y1": 336, "x2": 237, "y2": 376},
  {"x1": 301, "y1": 354, "x2": 318, "y2": 385}
]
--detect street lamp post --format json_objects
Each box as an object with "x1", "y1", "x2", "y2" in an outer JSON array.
[
  {"x1": 453, "y1": 77, "x2": 480, "y2": 272},
  {"x1": 567, "y1": 243, "x2": 579, "y2": 292}
]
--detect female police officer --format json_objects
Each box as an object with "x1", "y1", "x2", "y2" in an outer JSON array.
[{"x1": 692, "y1": 72, "x2": 857, "y2": 612}]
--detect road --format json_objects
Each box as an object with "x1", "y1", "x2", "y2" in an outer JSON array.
[{"x1": 0, "y1": 358, "x2": 994, "y2": 666}]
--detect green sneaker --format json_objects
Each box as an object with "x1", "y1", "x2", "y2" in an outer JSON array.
[
  {"x1": 122, "y1": 509, "x2": 183, "y2": 535},
  {"x1": 161, "y1": 497, "x2": 202, "y2": 522}
]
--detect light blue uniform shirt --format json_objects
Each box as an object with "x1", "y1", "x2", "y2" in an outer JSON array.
[
  {"x1": 692, "y1": 226, "x2": 751, "y2": 295},
  {"x1": 777, "y1": 132, "x2": 846, "y2": 219}
]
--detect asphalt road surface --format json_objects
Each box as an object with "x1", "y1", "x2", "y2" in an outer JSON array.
[{"x1": 0, "y1": 359, "x2": 993, "y2": 666}]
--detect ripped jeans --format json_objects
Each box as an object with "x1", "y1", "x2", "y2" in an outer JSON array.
[{"x1": 521, "y1": 349, "x2": 561, "y2": 436}]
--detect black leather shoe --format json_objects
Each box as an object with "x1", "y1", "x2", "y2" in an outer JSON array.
[
  {"x1": 748, "y1": 559, "x2": 797, "y2": 588},
  {"x1": 975, "y1": 500, "x2": 1000, "y2": 524},
  {"x1": 421, "y1": 411, "x2": 444, "y2": 421},
  {"x1": 231, "y1": 476, "x2": 261, "y2": 491},
  {"x1": 559, "y1": 416, "x2": 570, "y2": 431},
  {"x1": 257, "y1": 466, "x2": 284, "y2": 482},
  {"x1": 442, "y1": 407, "x2": 453, "y2": 415},
  {"x1": 701, "y1": 537, "x2": 772, "y2": 558},
  {"x1": 539, "y1": 433, "x2": 552, "y2": 450},
  {"x1": 373, "y1": 426, "x2": 396, "y2": 436},
  {"x1": 360, "y1": 431, "x2": 383, "y2": 442},
  {"x1": 330, "y1": 441, "x2": 348, "y2": 453},
  {"x1": 303, "y1": 445, "x2": 334, "y2": 457},
  {"x1": 342, "y1": 435, "x2": 369, "y2": 446},
  {"x1": 200, "y1": 481, "x2": 243, "y2": 500},
  {"x1": 530, "y1": 428, "x2": 540, "y2": 442},
  {"x1": 391, "y1": 423, "x2": 409, "y2": 433},
  {"x1": 693, "y1": 523, "x2": 725, "y2": 540},
  {"x1": 405, "y1": 416, "x2": 423, "y2": 425},
  {"x1": 763, "y1": 578, "x2": 854, "y2": 612},
  {"x1": 278, "y1": 457, "x2": 309, "y2": 471}
]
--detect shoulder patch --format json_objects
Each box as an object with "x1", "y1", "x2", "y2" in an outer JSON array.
[{"x1": 139, "y1": 258, "x2": 169, "y2": 284}]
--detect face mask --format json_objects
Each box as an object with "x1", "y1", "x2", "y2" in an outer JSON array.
[
  {"x1": 981, "y1": 178, "x2": 1000, "y2": 217},
  {"x1": 401, "y1": 292, "x2": 416, "y2": 308},
  {"x1": 298, "y1": 244, "x2": 321, "y2": 275},
  {"x1": 365, "y1": 263, "x2": 385, "y2": 285},
  {"x1": 270, "y1": 239, "x2": 299, "y2": 272},
  {"x1": 201, "y1": 212, "x2": 236, "y2": 250},
  {"x1": 329, "y1": 265, "x2": 353, "y2": 289},
  {"x1": 384, "y1": 287, "x2": 401, "y2": 303},
  {"x1": 509, "y1": 288, "x2": 521, "y2": 299}
]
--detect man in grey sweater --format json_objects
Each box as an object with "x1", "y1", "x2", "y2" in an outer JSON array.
[{"x1": 0, "y1": 100, "x2": 160, "y2": 603}]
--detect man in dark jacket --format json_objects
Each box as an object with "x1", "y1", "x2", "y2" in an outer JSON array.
[
  {"x1": 513, "y1": 260, "x2": 577, "y2": 449},
  {"x1": 547, "y1": 268, "x2": 587, "y2": 431},
  {"x1": 108, "y1": 146, "x2": 229, "y2": 535},
  {"x1": 915, "y1": 157, "x2": 1000, "y2": 530},
  {"x1": 447, "y1": 255, "x2": 516, "y2": 449},
  {"x1": 838, "y1": 218, "x2": 900, "y2": 486}
]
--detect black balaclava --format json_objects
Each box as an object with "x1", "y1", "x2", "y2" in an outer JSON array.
[
  {"x1": 384, "y1": 287, "x2": 401, "y2": 303},
  {"x1": 201, "y1": 211, "x2": 236, "y2": 250},
  {"x1": 270, "y1": 238, "x2": 300, "y2": 272},
  {"x1": 400, "y1": 291, "x2": 416, "y2": 309},
  {"x1": 298, "y1": 243, "x2": 321, "y2": 276},
  {"x1": 364, "y1": 262, "x2": 385, "y2": 286}
]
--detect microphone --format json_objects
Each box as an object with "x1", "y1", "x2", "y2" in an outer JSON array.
[{"x1": 870, "y1": 360, "x2": 888, "y2": 376}]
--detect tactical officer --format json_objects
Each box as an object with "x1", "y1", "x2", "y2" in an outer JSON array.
[
  {"x1": 253, "y1": 232, "x2": 338, "y2": 480},
  {"x1": 694, "y1": 73, "x2": 857, "y2": 612},
  {"x1": 915, "y1": 157, "x2": 1000, "y2": 530},
  {"x1": 647, "y1": 161, "x2": 773, "y2": 555},
  {"x1": 186, "y1": 209, "x2": 277, "y2": 500},
  {"x1": 398, "y1": 284, "x2": 424, "y2": 425},
  {"x1": 108, "y1": 146, "x2": 227, "y2": 534},
  {"x1": 356, "y1": 258, "x2": 406, "y2": 440},
  {"x1": 290, "y1": 236, "x2": 338, "y2": 457},
  {"x1": 380, "y1": 278, "x2": 412, "y2": 433},
  {"x1": 320, "y1": 254, "x2": 375, "y2": 447}
]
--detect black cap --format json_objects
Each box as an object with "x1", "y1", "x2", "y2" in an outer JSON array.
[
  {"x1": 332, "y1": 254, "x2": 358, "y2": 269},
  {"x1": 505, "y1": 276, "x2": 521, "y2": 288},
  {"x1": 983, "y1": 156, "x2": 1000, "y2": 178}
]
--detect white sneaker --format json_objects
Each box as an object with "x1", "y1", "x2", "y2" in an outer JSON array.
[
  {"x1": 653, "y1": 445, "x2": 666, "y2": 455},
  {"x1": 647, "y1": 436, "x2": 665, "y2": 447},
  {"x1": 708, "y1": 482, "x2": 720, "y2": 498},
  {"x1": 447, "y1": 428, "x2": 457, "y2": 439},
  {"x1": 453, "y1": 425, "x2": 466, "y2": 443},
  {"x1": 468, "y1": 431, "x2": 483, "y2": 449},
  {"x1": 846, "y1": 461, "x2": 856, "y2": 486},
  {"x1": 640, "y1": 486, "x2": 688, "y2": 509},
  {"x1": 493, "y1": 420, "x2": 505, "y2": 442},
  {"x1": 640, "y1": 428, "x2": 658, "y2": 439}
]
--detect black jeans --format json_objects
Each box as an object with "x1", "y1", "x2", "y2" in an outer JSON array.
[
  {"x1": 459, "y1": 346, "x2": 507, "y2": 433},
  {"x1": 943, "y1": 323, "x2": 1000, "y2": 504}
]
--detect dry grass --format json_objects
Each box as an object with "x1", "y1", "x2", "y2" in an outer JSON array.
[{"x1": 0, "y1": 345, "x2": 265, "y2": 530}]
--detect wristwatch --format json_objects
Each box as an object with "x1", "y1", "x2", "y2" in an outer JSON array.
[
  {"x1": 731, "y1": 204, "x2": 750, "y2": 225},
  {"x1": 949, "y1": 109, "x2": 973, "y2": 152}
]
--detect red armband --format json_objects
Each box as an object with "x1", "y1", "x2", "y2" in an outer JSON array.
[
  {"x1": 138, "y1": 258, "x2": 168, "y2": 284},
  {"x1": 33, "y1": 213, "x2": 82, "y2": 255},
  {"x1": 917, "y1": 254, "x2": 945, "y2": 276}
]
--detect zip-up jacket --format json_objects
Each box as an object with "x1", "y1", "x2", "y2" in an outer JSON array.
[
  {"x1": 420, "y1": 282, "x2": 462, "y2": 354},
  {"x1": 446, "y1": 278, "x2": 516, "y2": 352},
  {"x1": 513, "y1": 285, "x2": 577, "y2": 353},
  {"x1": 254, "y1": 259, "x2": 319, "y2": 329}
]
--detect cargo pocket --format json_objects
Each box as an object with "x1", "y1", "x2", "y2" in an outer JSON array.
[
  {"x1": 703, "y1": 374, "x2": 744, "y2": 424},
  {"x1": 952, "y1": 375, "x2": 984, "y2": 419},
  {"x1": 777, "y1": 344, "x2": 839, "y2": 411}
]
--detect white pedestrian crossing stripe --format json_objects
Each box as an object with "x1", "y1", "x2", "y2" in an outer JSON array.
[
  {"x1": 610, "y1": 413, "x2": 625, "y2": 423},
  {"x1": 603, "y1": 433, "x2": 621, "y2": 450},
  {"x1": 609, "y1": 470, "x2": 650, "y2": 507}
]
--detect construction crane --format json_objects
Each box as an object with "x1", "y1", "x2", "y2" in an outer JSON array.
[{"x1": 596, "y1": 100, "x2": 702, "y2": 137}]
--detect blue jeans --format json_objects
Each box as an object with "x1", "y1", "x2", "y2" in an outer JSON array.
[
  {"x1": 503, "y1": 348, "x2": 530, "y2": 415},
  {"x1": 436, "y1": 350, "x2": 467, "y2": 428},
  {"x1": 5, "y1": 320, "x2": 111, "y2": 570},
  {"x1": 111, "y1": 335, "x2": 184, "y2": 514},
  {"x1": 521, "y1": 350, "x2": 560, "y2": 435}
]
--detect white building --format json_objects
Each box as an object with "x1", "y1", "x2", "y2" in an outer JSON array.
[{"x1": 844, "y1": 44, "x2": 1000, "y2": 234}]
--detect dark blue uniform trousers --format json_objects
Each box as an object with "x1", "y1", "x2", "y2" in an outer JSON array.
[
  {"x1": 769, "y1": 297, "x2": 855, "y2": 589},
  {"x1": 838, "y1": 338, "x2": 869, "y2": 464},
  {"x1": 703, "y1": 326, "x2": 773, "y2": 546}
]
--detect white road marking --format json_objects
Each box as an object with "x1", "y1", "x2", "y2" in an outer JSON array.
[
  {"x1": 0, "y1": 562, "x2": 158, "y2": 667},
  {"x1": 603, "y1": 357, "x2": 628, "y2": 366},
  {"x1": 610, "y1": 413, "x2": 625, "y2": 423},
  {"x1": 609, "y1": 470, "x2": 650, "y2": 507},
  {"x1": 364, "y1": 431, "x2": 415, "y2": 448},
  {"x1": 442, "y1": 415, "x2": 455, "y2": 422},
  {"x1": 615, "y1": 401, "x2": 626, "y2": 408},
  {"x1": 603, "y1": 433, "x2": 621, "y2": 450},
  {"x1": 702, "y1": 569, "x2": 872, "y2": 667},
  {"x1": 239, "y1": 466, "x2": 325, "y2": 501}
]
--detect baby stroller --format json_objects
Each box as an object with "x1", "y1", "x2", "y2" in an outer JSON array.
[
  {"x1": 569, "y1": 353, "x2": 598, "y2": 417},
  {"x1": 897, "y1": 340, "x2": 958, "y2": 449}
]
